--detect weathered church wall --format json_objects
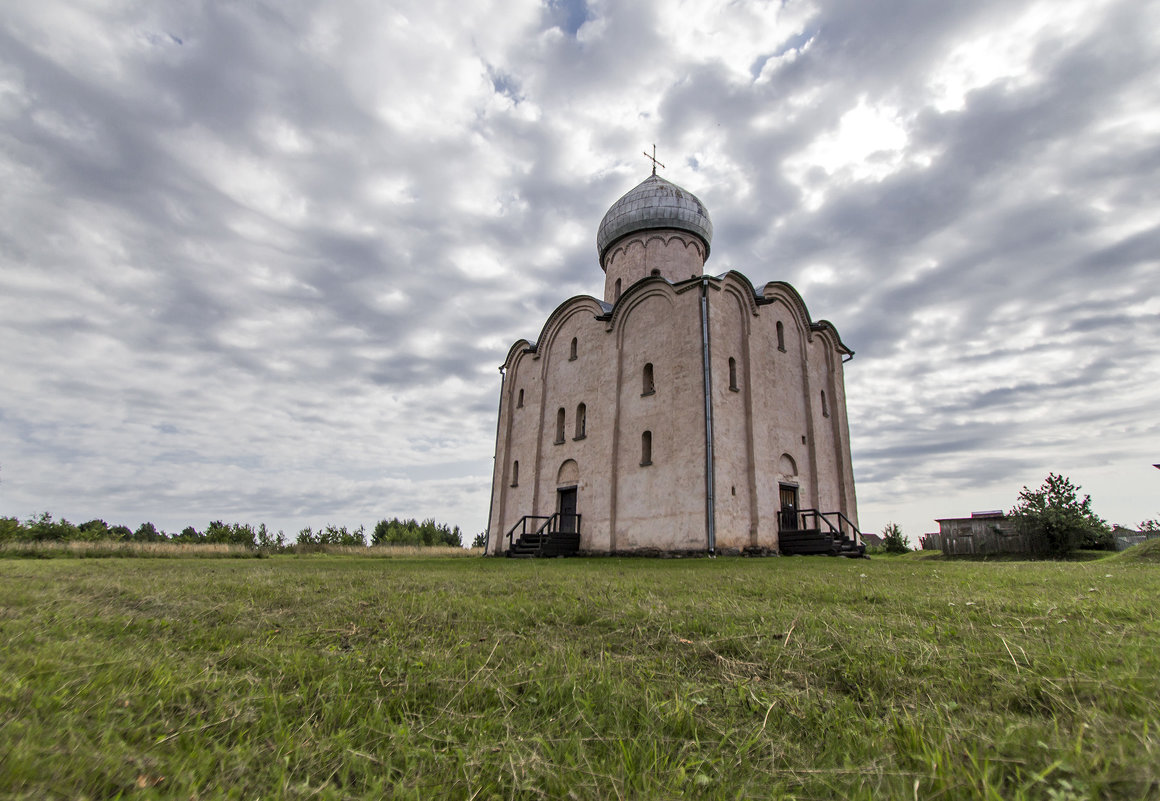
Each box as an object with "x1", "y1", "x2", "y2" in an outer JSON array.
[
  {"x1": 609, "y1": 282, "x2": 707, "y2": 552},
  {"x1": 533, "y1": 300, "x2": 617, "y2": 552},
  {"x1": 488, "y1": 345, "x2": 535, "y2": 554},
  {"x1": 708, "y1": 280, "x2": 758, "y2": 551},
  {"x1": 751, "y1": 290, "x2": 812, "y2": 545}
]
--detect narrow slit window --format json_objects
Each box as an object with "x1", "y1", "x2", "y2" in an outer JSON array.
[
  {"x1": 574, "y1": 403, "x2": 586, "y2": 439},
  {"x1": 728, "y1": 357, "x2": 738, "y2": 391},
  {"x1": 821, "y1": 390, "x2": 830, "y2": 418},
  {"x1": 615, "y1": 278, "x2": 622, "y2": 300},
  {"x1": 511, "y1": 460, "x2": 519, "y2": 487},
  {"x1": 569, "y1": 337, "x2": 578, "y2": 361},
  {"x1": 640, "y1": 430, "x2": 653, "y2": 466},
  {"x1": 642, "y1": 363, "x2": 655, "y2": 395},
  {"x1": 516, "y1": 388, "x2": 524, "y2": 408},
  {"x1": 777, "y1": 321, "x2": 786, "y2": 352},
  {"x1": 555, "y1": 408, "x2": 566, "y2": 443}
]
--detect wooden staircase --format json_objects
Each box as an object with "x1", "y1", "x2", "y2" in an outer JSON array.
[
  {"x1": 779, "y1": 509, "x2": 866, "y2": 558},
  {"x1": 504, "y1": 514, "x2": 581, "y2": 558}
]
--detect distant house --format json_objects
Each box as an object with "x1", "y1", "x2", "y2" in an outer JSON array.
[
  {"x1": 1111, "y1": 525, "x2": 1160, "y2": 551},
  {"x1": 924, "y1": 511, "x2": 1031, "y2": 555}
]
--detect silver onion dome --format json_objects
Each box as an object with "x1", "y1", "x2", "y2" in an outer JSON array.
[{"x1": 596, "y1": 174, "x2": 713, "y2": 262}]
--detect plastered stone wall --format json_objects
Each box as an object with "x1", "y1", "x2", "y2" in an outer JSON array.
[{"x1": 611, "y1": 283, "x2": 707, "y2": 551}]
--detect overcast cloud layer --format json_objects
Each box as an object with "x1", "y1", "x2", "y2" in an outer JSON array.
[{"x1": 2, "y1": 0, "x2": 1157, "y2": 541}]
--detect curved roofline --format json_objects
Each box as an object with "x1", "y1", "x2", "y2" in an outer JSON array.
[
  {"x1": 759, "y1": 278, "x2": 854, "y2": 358},
  {"x1": 523, "y1": 295, "x2": 607, "y2": 360},
  {"x1": 501, "y1": 338, "x2": 534, "y2": 370},
  {"x1": 605, "y1": 275, "x2": 679, "y2": 339}
]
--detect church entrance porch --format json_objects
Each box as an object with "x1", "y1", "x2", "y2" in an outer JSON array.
[
  {"x1": 777, "y1": 483, "x2": 866, "y2": 558},
  {"x1": 502, "y1": 472, "x2": 582, "y2": 558}
]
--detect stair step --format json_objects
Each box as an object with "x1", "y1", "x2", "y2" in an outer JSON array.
[{"x1": 507, "y1": 529, "x2": 581, "y2": 558}]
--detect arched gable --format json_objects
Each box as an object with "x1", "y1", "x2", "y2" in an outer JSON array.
[
  {"x1": 719, "y1": 271, "x2": 760, "y2": 335},
  {"x1": 758, "y1": 281, "x2": 814, "y2": 340},
  {"x1": 810, "y1": 320, "x2": 854, "y2": 359},
  {"x1": 605, "y1": 276, "x2": 678, "y2": 346},
  {"x1": 526, "y1": 295, "x2": 607, "y2": 363},
  {"x1": 501, "y1": 339, "x2": 534, "y2": 371}
]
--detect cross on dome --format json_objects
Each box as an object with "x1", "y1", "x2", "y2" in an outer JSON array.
[{"x1": 643, "y1": 144, "x2": 665, "y2": 176}]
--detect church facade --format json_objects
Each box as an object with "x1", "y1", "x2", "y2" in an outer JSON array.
[{"x1": 485, "y1": 171, "x2": 859, "y2": 556}]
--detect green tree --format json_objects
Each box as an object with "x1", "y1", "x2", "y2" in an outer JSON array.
[
  {"x1": 174, "y1": 526, "x2": 203, "y2": 543},
  {"x1": 204, "y1": 521, "x2": 256, "y2": 548},
  {"x1": 132, "y1": 522, "x2": 165, "y2": 542},
  {"x1": 372, "y1": 519, "x2": 391, "y2": 546},
  {"x1": 255, "y1": 524, "x2": 285, "y2": 550},
  {"x1": 0, "y1": 516, "x2": 21, "y2": 542},
  {"x1": 471, "y1": 531, "x2": 487, "y2": 549},
  {"x1": 881, "y1": 522, "x2": 909, "y2": 553},
  {"x1": 25, "y1": 512, "x2": 79, "y2": 542},
  {"x1": 318, "y1": 524, "x2": 365, "y2": 546},
  {"x1": 1010, "y1": 473, "x2": 1110, "y2": 556},
  {"x1": 77, "y1": 520, "x2": 111, "y2": 541}
]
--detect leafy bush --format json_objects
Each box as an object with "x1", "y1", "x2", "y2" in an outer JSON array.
[
  {"x1": 0, "y1": 516, "x2": 21, "y2": 542},
  {"x1": 318, "y1": 524, "x2": 366, "y2": 546},
  {"x1": 132, "y1": 522, "x2": 166, "y2": 542},
  {"x1": 1010, "y1": 473, "x2": 1110, "y2": 557},
  {"x1": 881, "y1": 522, "x2": 909, "y2": 553},
  {"x1": 204, "y1": 520, "x2": 257, "y2": 548},
  {"x1": 372, "y1": 517, "x2": 462, "y2": 547},
  {"x1": 255, "y1": 524, "x2": 285, "y2": 550}
]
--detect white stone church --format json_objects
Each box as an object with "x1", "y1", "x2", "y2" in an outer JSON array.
[{"x1": 486, "y1": 166, "x2": 862, "y2": 557}]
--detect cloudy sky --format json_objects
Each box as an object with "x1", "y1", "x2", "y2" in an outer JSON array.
[{"x1": 2, "y1": 0, "x2": 1157, "y2": 542}]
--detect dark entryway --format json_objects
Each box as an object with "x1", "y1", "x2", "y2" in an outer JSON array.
[
  {"x1": 558, "y1": 486, "x2": 578, "y2": 533},
  {"x1": 779, "y1": 484, "x2": 799, "y2": 531}
]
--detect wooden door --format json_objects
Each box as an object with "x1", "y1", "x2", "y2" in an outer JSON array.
[
  {"x1": 558, "y1": 487, "x2": 578, "y2": 533},
  {"x1": 779, "y1": 484, "x2": 799, "y2": 531}
]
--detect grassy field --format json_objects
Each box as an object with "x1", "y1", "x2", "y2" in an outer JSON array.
[{"x1": 1, "y1": 550, "x2": 1158, "y2": 800}]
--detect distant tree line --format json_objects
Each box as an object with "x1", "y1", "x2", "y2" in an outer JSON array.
[
  {"x1": 369, "y1": 518, "x2": 462, "y2": 547},
  {"x1": 0, "y1": 513, "x2": 470, "y2": 550}
]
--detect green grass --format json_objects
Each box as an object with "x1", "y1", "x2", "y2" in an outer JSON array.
[{"x1": 1, "y1": 555, "x2": 1157, "y2": 799}]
